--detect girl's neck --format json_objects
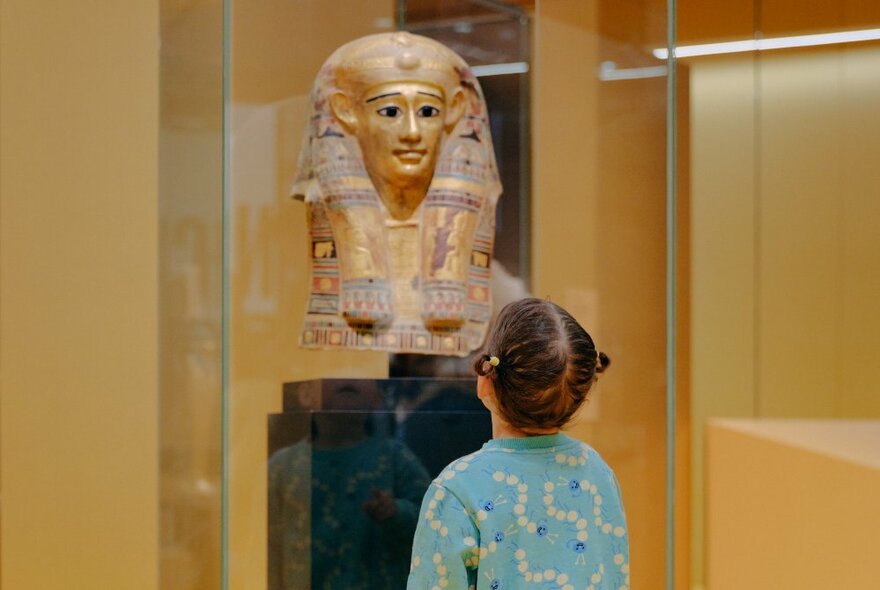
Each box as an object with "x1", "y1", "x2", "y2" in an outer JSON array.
[{"x1": 490, "y1": 413, "x2": 559, "y2": 439}]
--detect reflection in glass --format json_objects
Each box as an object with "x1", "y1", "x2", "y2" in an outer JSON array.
[
  {"x1": 268, "y1": 379, "x2": 491, "y2": 589},
  {"x1": 159, "y1": 0, "x2": 223, "y2": 587}
]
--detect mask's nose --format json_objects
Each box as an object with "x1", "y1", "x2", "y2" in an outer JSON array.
[{"x1": 400, "y1": 108, "x2": 421, "y2": 143}]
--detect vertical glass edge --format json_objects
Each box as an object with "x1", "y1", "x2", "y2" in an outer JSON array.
[
  {"x1": 666, "y1": 0, "x2": 678, "y2": 589},
  {"x1": 397, "y1": 0, "x2": 407, "y2": 30},
  {"x1": 519, "y1": 15, "x2": 532, "y2": 291},
  {"x1": 221, "y1": 0, "x2": 232, "y2": 586}
]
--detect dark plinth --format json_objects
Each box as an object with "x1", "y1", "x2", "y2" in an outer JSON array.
[{"x1": 271, "y1": 377, "x2": 491, "y2": 477}]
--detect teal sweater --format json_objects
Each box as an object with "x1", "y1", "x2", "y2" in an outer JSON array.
[{"x1": 407, "y1": 433, "x2": 630, "y2": 590}]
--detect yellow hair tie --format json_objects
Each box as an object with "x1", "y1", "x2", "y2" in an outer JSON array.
[{"x1": 488, "y1": 356, "x2": 500, "y2": 367}]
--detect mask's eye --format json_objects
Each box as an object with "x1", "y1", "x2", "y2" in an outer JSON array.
[
  {"x1": 418, "y1": 105, "x2": 440, "y2": 117},
  {"x1": 377, "y1": 106, "x2": 401, "y2": 118}
]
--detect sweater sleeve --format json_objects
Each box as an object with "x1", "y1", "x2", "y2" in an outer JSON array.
[
  {"x1": 407, "y1": 482, "x2": 479, "y2": 590},
  {"x1": 377, "y1": 441, "x2": 433, "y2": 551},
  {"x1": 390, "y1": 441, "x2": 433, "y2": 527}
]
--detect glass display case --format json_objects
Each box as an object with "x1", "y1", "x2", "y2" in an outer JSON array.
[{"x1": 160, "y1": 0, "x2": 680, "y2": 588}]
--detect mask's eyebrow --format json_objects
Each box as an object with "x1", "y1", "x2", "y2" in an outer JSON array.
[
  {"x1": 365, "y1": 92, "x2": 401, "y2": 103},
  {"x1": 418, "y1": 90, "x2": 442, "y2": 100}
]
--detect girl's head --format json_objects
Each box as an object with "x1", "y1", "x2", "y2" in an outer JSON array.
[{"x1": 473, "y1": 297, "x2": 610, "y2": 432}]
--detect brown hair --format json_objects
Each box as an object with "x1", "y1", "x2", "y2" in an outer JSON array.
[{"x1": 473, "y1": 298, "x2": 610, "y2": 432}]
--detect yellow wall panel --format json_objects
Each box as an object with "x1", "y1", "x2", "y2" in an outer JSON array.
[
  {"x1": 689, "y1": 55, "x2": 758, "y2": 587},
  {"x1": 690, "y1": 44, "x2": 880, "y2": 589},
  {"x1": 757, "y1": 50, "x2": 844, "y2": 417},
  {"x1": 0, "y1": 0, "x2": 160, "y2": 587},
  {"x1": 838, "y1": 47, "x2": 880, "y2": 417}
]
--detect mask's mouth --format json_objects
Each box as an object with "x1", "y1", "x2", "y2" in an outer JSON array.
[{"x1": 394, "y1": 149, "x2": 427, "y2": 163}]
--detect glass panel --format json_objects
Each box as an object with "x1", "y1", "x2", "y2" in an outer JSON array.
[
  {"x1": 681, "y1": 0, "x2": 880, "y2": 587},
  {"x1": 529, "y1": 1, "x2": 673, "y2": 587},
  {"x1": 159, "y1": 0, "x2": 225, "y2": 588},
  {"x1": 227, "y1": 3, "x2": 394, "y2": 589},
  {"x1": 553, "y1": 2, "x2": 670, "y2": 587}
]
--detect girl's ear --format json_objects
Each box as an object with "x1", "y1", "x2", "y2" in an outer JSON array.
[{"x1": 476, "y1": 375, "x2": 497, "y2": 412}]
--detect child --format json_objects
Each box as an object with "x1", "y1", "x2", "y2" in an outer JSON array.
[{"x1": 407, "y1": 298, "x2": 629, "y2": 590}]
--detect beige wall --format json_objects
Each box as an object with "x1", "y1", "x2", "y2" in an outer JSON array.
[
  {"x1": 688, "y1": 56, "x2": 759, "y2": 588},
  {"x1": 0, "y1": 0, "x2": 160, "y2": 587},
  {"x1": 756, "y1": 47, "x2": 880, "y2": 417},
  {"x1": 690, "y1": 44, "x2": 880, "y2": 588},
  {"x1": 532, "y1": 0, "x2": 601, "y2": 299}
]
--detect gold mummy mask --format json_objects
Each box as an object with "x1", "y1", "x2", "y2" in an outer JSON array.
[{"x1": 292, "y1": 32, "x2": 502, "y2": 356}]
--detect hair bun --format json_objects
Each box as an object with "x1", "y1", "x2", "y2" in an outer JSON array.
[
  {"x1": 473, "y1": 353, "x2": 497, "y2": 377},
  {"x1": 596, "y1": 351, "x2": 610, "y2": 373}
]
